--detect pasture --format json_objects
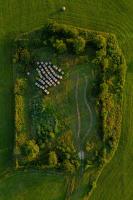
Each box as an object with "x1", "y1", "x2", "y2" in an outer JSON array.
[
  {"x1": 0, "y1": 171, "x2": 67, "y2": 200},
  {"x1": 0, "y1": 0, "x2": 133, "y2": 200}
]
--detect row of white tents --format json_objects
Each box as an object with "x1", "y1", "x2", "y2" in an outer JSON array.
[{"x1": 35, "y1": 61, "x2": 64, "y2": 95}]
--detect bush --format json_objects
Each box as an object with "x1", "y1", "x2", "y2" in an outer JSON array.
[
  {"x1": 15, "y1": 79, "x2": 26, "y2": 134},
  {"x1": 45, "y1": 22, "x2": 79, "y2": 39},
  {"x1": 63, "y1": 160, "x2": 76, "y2": 173},
  {"x1": 19, "y1": 48, "x2": 30, "y2": 65},
  {"x1": 20, "y1": 139, "x2": 39, "y2": 161},
  {"x1": 14, "y1": 48, "x2": 31, "y2": 65},
  {"x1": 15, "y1": 95, "x2": 25, "y2": 134},
  {"x1": 48, "y1": 151, "x2": 58, "y2": 167},
  {"x1": 73, "y1": 36, "x2": 86, "y2": 54},
  {"x1": 53, "y1": 39, "x2": 67, "y2": 54},
  {"x1": 15, "y1": 79, "x2": 26, "y2": 95},
  {"x1": 101, "y1": 57, "x2": 109, "y2": 70},
  {"x1": 66, "y1": 36, "x2": 85, "y2": 54},
  {"x1": 93, "y1": 35, "x2": 106, "y2": 49}
]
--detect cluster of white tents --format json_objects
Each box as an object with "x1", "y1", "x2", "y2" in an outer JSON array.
[{"x1": 35, "y1": 61, "x2": 64, "y2": 95}]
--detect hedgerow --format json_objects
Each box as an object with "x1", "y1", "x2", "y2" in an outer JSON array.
[{"x1": 13, "y1": 21, "x2": 127, "y2": 198}]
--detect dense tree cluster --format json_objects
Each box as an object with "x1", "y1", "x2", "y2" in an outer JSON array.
[
  {"x1": 15, "y1": 79, "x2": 26, "y2": 135},
  {"x1": 13, "y1": 47, "x2": 30, "y2": 65}
]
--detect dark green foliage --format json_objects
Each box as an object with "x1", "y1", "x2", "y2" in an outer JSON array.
[
  {"x1": 53, "y1": 39, "x2": 67, "y2": 54},
  {"x1": 74, "y1": 36, "x2": 86, "y2": 54},
  {"x1": 93, "y1": 35, "x2": 106, "y2": 49},
  {"x1": 56, "y1": 131, "x2": 80, "y2": 173},
  {"x1": 95, "y1": 34, "x2": 127, "y2": 155},
  {"x1": 45, "y1": 22, "x2": 79, "y2": 39},
  {"x1": 14, "y1": 48, "x2": 30, "y2": 65},
  {"x1": 48, "y1": 151, "x2": 58, "y2": 167},
  {"x1": 20, "y1": 139, "x2": 39, "y2": 161},
  {"x1": 31, "y1": 98, "x2": 57, "y2": 145},
  {"x1": 19, "y1": 48, "x2": 30, "y2": 65},
  {"x1": 29, "y1": 38, "x2": 42, "y2": 48}
]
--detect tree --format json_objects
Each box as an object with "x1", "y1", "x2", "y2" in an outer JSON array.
[
  {"x1": 19, "y1": 48, "x2": 30, "y2": 65},
  {"x1": 48, "y1": 151, "x2": 58, "y2": 166},
  {"x1": 53, "y1": 39, "x2": 67, "y2": 54},
  {"x1": 93, "y1": 35, "x2": 106, "y2": 49},
  {"x1": 63, "y1": 160, "x2": 75, "y2": 173},
  {"x1": 73, "y1": 36, "x2": 85, "y2": 54},
  {"x1": 101, "y1": 57, "x2": 109, "y2": 70},
  {"x1": 20, "y1": 139, "x2": 39, "y2": 161}
]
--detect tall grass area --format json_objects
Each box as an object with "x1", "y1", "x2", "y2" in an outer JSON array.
[{"x1": 0, "y1": 0, "x2": 133, "y2": 200}]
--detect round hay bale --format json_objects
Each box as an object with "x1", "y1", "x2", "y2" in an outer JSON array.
[{"x1": 62, "y1": 6, "x2": 66, "y2": 11}]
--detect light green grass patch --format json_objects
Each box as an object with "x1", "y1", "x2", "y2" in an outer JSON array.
[{"x1": 0, "y1": 171, "x2": 67, "y2": 200}]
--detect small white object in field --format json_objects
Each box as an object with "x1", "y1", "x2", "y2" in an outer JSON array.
[
  {"x1": 78, "y1": 151, "x2": 85, "y2": 160},
  {"x1": 62, "y1": 6, "x2": 66, "y2": 11}
]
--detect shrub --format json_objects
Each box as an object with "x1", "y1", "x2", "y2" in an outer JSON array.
[
  {"x1": 63, "y1": 160, "x2": 76, "y2": 173},
  {"x1": 93, "y1": 35, "x2": 106, "y2": 49},
  {"x1": 45, "y1": 22, "x2": 79, "y2": 39},
  {"x1": 73, "y1": 36, "x2": 86, "y2": 54},
  {"x1": 20, "y1": 139, "x2": 39, "y2": 161},
  {"x1": 15, "y1": 95, "x2": 25, "y2": 134},
  {"x1": 66, "y1": 37, "x2": 85, "y2": 54},
  {"x1": 53, "y1": 39, "x2": 67, "y2": 54},
  {"x1": 19, "y1": 48, "x2": 30, "y2": 65},
  {"x1": 14, "y1": 79, "x2": 26, "y2": 95},
  {"x1": 48, "y1": 151, "x2": 58, "y2": 167},
  {"x1": 101, "y1": 57, "x2": 109, "y2": 70},
  {"x1": 15, "y1": 78, "x2": 26, "y2": 134}
]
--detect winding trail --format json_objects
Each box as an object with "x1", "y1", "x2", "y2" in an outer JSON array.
[
  {"x1": 75, "y1": 75, "x2": 93, "y2": 146},
  {"x1": 75, "y1": 75, "x2": 81, "y2": 139},
  {"x1": 84, "y1": 77, "x2": 93, "y2": 135}
]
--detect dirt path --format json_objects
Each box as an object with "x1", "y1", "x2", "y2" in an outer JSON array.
[
  {"x1": 75, "y1": 75, "x2": 93, "y2": 145},
  {"x1": 82, "y1": 76, "x2": 93, "y2": 143},
  {"x1": 75, "y1": 75, "x2": 81, "y2": 139}
]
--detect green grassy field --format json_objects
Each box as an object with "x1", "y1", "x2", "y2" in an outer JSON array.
[
  {"x1": 0, "y1": 171, "x2": 67, "y2": 200},
  {"x1": 43, "y1": 61, "x2": 97, "y2": 146},
  {"x1": 0, "y1": 0, "x2": 133, "y2": 200}
]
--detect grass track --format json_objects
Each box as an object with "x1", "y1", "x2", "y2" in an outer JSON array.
[{"x1": 0, "y1": 0, "x2": 133, "y2": 199}]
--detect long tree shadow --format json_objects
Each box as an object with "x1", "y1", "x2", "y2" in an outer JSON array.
[{"x1": 0, "y1": 33, "x2": 16, "y2": 175}]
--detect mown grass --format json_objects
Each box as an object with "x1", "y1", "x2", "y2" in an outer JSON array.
[
  {"x1": 0, "y1": 171, "x2": 67, "y2": 200},
  {"x1": 0, "y1": 0, "x2": 133, "y2": 200}
]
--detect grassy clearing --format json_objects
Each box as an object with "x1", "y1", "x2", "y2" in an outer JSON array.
[
  {"x1": 42, "y1": 61, "x2": 97, "y2": 148},
  {"x1": 0, "y1": 171, "x2": 67, "y2": 200}
]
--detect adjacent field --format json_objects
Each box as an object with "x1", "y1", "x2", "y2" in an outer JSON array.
[
  {"x1": 0, "y1": 0, "x2": 133, "y2": 200},
  {"x1": 0, "y1": 171, "x2": 67, "y2": 200}
]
